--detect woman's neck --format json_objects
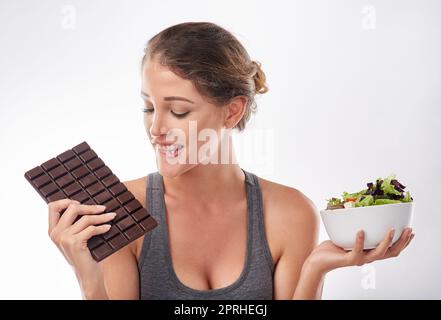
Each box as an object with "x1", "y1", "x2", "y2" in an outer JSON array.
[{"x1": 162, "y1": 163, "x2": 246, "y2": 205}]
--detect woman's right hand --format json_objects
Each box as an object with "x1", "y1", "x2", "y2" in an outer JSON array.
[{"x1": 47, "y1": 199, "x2": 116, "y2": 295}]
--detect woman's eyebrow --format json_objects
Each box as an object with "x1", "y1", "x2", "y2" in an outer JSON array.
[{"x1": 141, "y1": 91, "x2": 195, "y2": 104}]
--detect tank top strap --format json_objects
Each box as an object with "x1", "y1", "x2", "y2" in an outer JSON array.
[
  {"x1": 147, "y1": 171, "x2": 164, "y2": 218},
  {"x1": 241, "y1": 168, "x2": 274, "y2": 273}
]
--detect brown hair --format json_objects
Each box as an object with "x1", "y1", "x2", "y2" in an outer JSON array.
[{"x1": 141, "y1": 22, "x2": 268, "y2": 131}]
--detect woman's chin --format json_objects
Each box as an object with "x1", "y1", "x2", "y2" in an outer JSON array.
[{"x1": 156, "y1": 157, "x2": 193, "y2": 178}]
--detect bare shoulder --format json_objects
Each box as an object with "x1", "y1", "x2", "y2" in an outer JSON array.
[
  {"x1": 258, "y1": 177, "x2": 319, "y2": 226},
  {"x1": 258, "y1": 177, "x2": 320, "y2": 261},
  {"x1": 122, "y1": 176, "x2": 147, "y2": 206}
]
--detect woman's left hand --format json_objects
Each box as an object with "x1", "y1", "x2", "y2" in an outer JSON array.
[{"x1": 305, "y1": 227, "x2": 415, "y2": 275}]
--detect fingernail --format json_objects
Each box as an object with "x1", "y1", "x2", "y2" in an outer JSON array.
[
  {"x1": 108, "y1": 212, "x2": 117, "y2": 218},
  {"x1": 358, "y1": 230, "x2": 364, "y2": 237},
  {"x1": 390, "y1": 228, "x2": 395, "y2": 237},
  {"x1": 96, "y1": 205, "x2": 106, "y2": 210}
]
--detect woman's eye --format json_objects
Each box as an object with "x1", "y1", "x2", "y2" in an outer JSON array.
[
  {"x1": 141, "y1": 106, "x2": 189, "y2": 118},
  {"x1": 171, "y1": 110, "x2": 190, "y2": 118},
  {"x1": 141, "y1": 107, "x2": 154, "y2": 114}
]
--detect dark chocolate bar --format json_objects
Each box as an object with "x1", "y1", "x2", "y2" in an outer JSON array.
[{"x1": 24, "y1": 141, "x2": 157, "y2": 261}]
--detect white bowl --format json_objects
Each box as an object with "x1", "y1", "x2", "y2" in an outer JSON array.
[{"x1": 320, "y1": 202, "x2": 414, "y2": 250}]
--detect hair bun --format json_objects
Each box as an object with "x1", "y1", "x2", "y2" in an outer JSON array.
[{"x1": 252, "y1": 61, "x2": 269, "y2": 94}]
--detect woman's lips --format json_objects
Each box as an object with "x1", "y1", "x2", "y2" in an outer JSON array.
[{"x1": 156, "y1": 143, "x2": 184, "y2": 158}]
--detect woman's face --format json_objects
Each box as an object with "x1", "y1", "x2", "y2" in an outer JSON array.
[{"x1": 141, "y1": 57, "x2": 228, "y2": 178}]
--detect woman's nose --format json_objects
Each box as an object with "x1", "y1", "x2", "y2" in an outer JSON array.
[{"x1": 149, "y1": 112, "x2": 169, "y2": 137}]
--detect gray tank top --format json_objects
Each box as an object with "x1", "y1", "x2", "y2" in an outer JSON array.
[{"x1": 138, "y1": 168, "x2": 274, "y2": 299}]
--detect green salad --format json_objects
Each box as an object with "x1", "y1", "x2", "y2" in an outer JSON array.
[{"x1": 326, "y1": 174, "x2": 413, "y2": 210}]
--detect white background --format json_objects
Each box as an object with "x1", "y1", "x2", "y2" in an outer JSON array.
[{"x1": 0, "y1": 0, "x2": 440, "y2": 299}]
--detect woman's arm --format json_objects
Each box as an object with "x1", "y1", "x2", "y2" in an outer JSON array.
[
  {"x1": 291, "y1": 224, "x2": 414, "y2": 300},
  {"x1": 95, "y1": 244, "x2": 140, "y2": 299},
  {"x1": 292, "y1": 261, "x2": 325, "y2": 300},
  {"x1": 294, "y1": 227, "x2": 414, "y2": 299},
  {"x1": 48, "y1": 180, "x2": 144, "y2": 300},
  {"x1": 268, "y1": 186, "x2": 320, "y2": 299},
  {"x1": 93, "y1": 179, "x2": 147, "y2": 299},
  {"x1": 47, "y1": 199, "x2": 117, "y2": 300},
  {"x1": 270, "y1": 185, "x2": 414, "y2": 300}
]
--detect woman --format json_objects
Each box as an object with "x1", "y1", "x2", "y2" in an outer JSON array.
[{"x1": 47, "y1": 22, "x2": 414, "y2": 299}]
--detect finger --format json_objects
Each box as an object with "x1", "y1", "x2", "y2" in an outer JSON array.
[
  {"x1": 48, "y1": 199, "x2": 80, "y2": 234},
  {"x1": 366, "y1": 228, "x2": 395, "y2": 262},
  {"x1": 353, "y1": 230, "x2": 365, "y2": 254},
  {"x1": 403, "y1": 233, "x2": 415, "y2": 249},
  {"x1": 69, "y1": 212, "x2": 116, "y2": 235},
  {"x1": 58, "y1": 203, "x2": 107, "y2": 230},
  {"x1": 76, "y1": 224, "x2": 112, "y2": 241},
  {"x1": 385, "y1": 227, "x2": 412, "y2": 258},
  {"x1": 402, "y1": 232, "x2": 414, "y2": 249},
  {"x1": 346, "y1": 230, "x2": 365, "y2": 266}
]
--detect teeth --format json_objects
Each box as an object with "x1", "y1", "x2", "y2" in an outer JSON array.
[
  {"x1": 157, "y1": 144, "x2": 184, "y2": 157},
  {"x1": 157, "y1": 144, "x2": 183, "y2": 154}
]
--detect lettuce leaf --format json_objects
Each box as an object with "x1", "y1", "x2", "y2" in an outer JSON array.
[
  {"x1": 354, "y1": 195, "x2": 374, "y2": 207},
  {"x1": 381, "y1": 174, "x2": 402, "y2": 196},
  {"x1": 374, "y1": 199, "x2": 402, "y2": 205}
]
